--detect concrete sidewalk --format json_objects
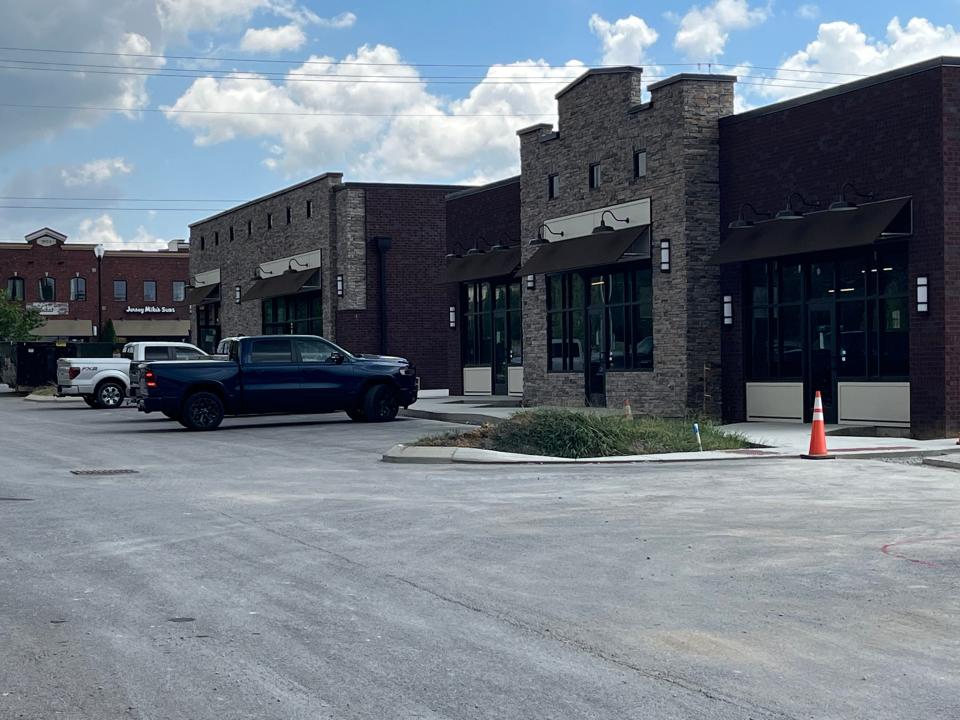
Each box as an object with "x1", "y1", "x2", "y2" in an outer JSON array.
[{"x1": 402, "y1": 395, "x2": 520, "y2": 425}]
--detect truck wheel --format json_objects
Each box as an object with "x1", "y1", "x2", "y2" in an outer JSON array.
[
  {"x1": 95, "y1": 381, "x2": 126, "y2": 409},
  {"x1": 82, "y1": 395, "x2": 98, "y2": 408},
  {"x1": 362, "y1": 384, "x2": 399, "y2": 422},
  {"x1": 346, "y1": 408, "x2": 366, "y2": 422},
  {"x1": 179, "y1": 392, "x2": 224, "y2": 431}
]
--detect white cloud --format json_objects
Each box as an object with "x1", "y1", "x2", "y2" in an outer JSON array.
[
  {"x1": 316, "y1": 11, "x2": 356, "y2": 29},
  {"x1": 157, "y1": 0, "x2": 269, "y2": 34},
  {"x1": 588, "y1": 13, "x2": 659, "y2": 65},
  {"x1": 674, "y1": 0, "x2": 770, "y2": 60},
  {"x1": 163, "y1": 43, "x2": 575, "y2": 182},
  {"x1": 61, "y1": 158, "x2": 134, "y2": 187},
  {"x1": 240, "y1": 24, "x2": 306, "y2": 52},
  {"x1": 75, "y1": 214, "x2": 170, "y2": 251},
  {"x1": 753, "y1": 16, "x2": 960, "y2": 103},
  {"x1": 796, "y1": 4, "x2": 820, "y2": 20}
]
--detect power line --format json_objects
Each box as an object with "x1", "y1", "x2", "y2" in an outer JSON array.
[
  {"x1": 0, "y1": 205, "x2": 225, "y2": 211},
  {"x1": 0, "y1": 102, "x2": 558, "y2": 118},
  {"x1": 0, "y1": 56, "x2": 841, "y2": 87},
  {"x1": 0, "y1": 44, "x2": 872, "y2": 78},
  {"x1": 0, "y1": 195, "x2": 246, "y2": 202}
]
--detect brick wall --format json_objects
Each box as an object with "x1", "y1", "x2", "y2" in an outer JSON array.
[
  {"x1": 518, "y1": 68, "x2": 734, "y2": 414},
  {"x1": 719, "y1": 61, "x2": 948, "y2": 437}
]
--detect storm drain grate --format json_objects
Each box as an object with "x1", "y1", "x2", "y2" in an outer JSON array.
[{"x1": 70, "y1": 469, "x2": 139, "y2": 476}]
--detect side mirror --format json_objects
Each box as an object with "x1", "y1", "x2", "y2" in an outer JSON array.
[{"x1": 329, "y1": 352, "x2": 345, "y2": 365}]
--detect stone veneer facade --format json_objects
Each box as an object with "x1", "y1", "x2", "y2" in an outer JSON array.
[{"x1": 517, "y1": 68, "x2": 735, "y2": 414}]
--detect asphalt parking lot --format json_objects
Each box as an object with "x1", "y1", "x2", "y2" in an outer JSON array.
[{"x1": 1, "y1": 395, "x2": 959, "y2": 719}]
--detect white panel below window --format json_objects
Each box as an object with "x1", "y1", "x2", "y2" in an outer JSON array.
[
  {"x1": 838, "y1": 382, "x2": 910, "y2": 427},
  {"x1": 463, "y1": 367, "x2": 492, "y2": 396},
  {"x1": 746, "y1": 382, "x2": 804, "y2": 423},
  {"x1": 508, "y1": 366, "x2": 524, "y2": 397}
]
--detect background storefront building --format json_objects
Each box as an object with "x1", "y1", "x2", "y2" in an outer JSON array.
[
  {"x1": 517, "y1": 67, "x2": 735, "y2": 413},
  {"x1": 188, "y1": 173, "x2": 465, "y2": 389},
  {"x1": 1, "y1": 228, "x2": 190, "y2": 342},
  {"x1": 718, "y1": 56, "x2": 959, "y2": 438}
]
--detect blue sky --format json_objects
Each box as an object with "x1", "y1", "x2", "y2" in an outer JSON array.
[{"x1": 1, "y1": 0, "x2": 959, "y2": 249}]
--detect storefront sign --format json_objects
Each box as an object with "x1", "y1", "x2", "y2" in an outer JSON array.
[
  {"x1": 28, "y1": 302, "x2": 69, "y2": 316},
  {"x1": 125, "y1": 305, "x2": 177, "y2": 314}
]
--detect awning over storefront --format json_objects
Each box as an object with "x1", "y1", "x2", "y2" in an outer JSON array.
[
  {"x1": 520, "y1": 225, "x2": 651, "y2": 275},
  {"x1": 183, "y1": 284, "x2": 220, "y2": 305},
  {"x1": 241, "y1": 268, "x2": 319, "y2": 302},
  {"x1": 712, "y1": 197, "x2": 911, "y2": 264},
  {"x1": 439, "y1": 247, "x2": 521, "y2": 283},
  {"x1": 113, "y1": 320, "x2": 191, "y2": 337},
  {"x1": 35, "y1": 319, "x2": 93, "y2": 337}
]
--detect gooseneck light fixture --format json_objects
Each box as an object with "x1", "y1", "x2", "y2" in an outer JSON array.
[
  {"x1": 829, "y1": 182, "x2": 874, "y2": 212},
  {"x1": 775, "y1": 192, "x2": 819, "y2": 221},
  {"x1": 529, "y1": 222, "x2": 563, "y2": 247},
  {"x1": 592, "y1": 209, "x2": 630, "y2": 234},
  {"x1": 728, "y1": 202, "x2": 771, "y2": 229},
  {"x1": 288, "y1": 257, "x2": 308, "y2": 272}
]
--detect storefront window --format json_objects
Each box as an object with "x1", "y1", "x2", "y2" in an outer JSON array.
[
  {"x1": 747, "y1": 244, "x2": 909, "y2": 382},
  {"x1": 69, "y1": 277, "x2": 86, "y2": 301},
  {"x1": 262, "y1": 292, "x2": 322, "y2": 336},
  {"x1": 547, "y1": 264, "x2": 653, "y2": 373},
  {"x1": 461, "y1": 280, "x2": 521, "y2": 368}
]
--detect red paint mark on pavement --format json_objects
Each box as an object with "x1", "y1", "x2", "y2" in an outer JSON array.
[{"x1": 880, "y1": 536, "x2": 960, "y2": 568}]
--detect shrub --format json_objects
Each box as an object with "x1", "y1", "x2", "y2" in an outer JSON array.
[{"x1": 414, "y1": 410, "x2": 751, "y2": 459}]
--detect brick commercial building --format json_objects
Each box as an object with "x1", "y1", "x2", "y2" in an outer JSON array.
[
  {"x1": 717, "y1": 56, "x2": 959, "y2": 438},
  {"x1": 187, "y1": 174, "x2": 464, "y2": 390},
  {"x1": 514, "y1": 67, "x2": 734, "y2": 413},
  {"x1": 1, "y1": 227, "x2": 191, "y2": 341}
]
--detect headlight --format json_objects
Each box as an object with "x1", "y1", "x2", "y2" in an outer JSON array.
[{"x1": 399, "y1": 367, "x2": 415, "y2": 377}]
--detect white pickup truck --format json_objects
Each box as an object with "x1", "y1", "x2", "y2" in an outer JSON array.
[{"x1": 56, "y1": 342, "x2": 207, "y2": 408}]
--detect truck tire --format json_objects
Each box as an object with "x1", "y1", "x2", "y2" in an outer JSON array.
[
  {"x1": 95, "y1": 380, "x2": 126, "y2": 409},
  {"x1": 179, "y1": 392, "x2": 224, "y2": 431},
  {"x1": 346, "y1": 408, "x2": 365, "y2": 422},
  {"x1": 82, "y1": 395, "x2": 98, "y2": 408},
  {"x1": 362, "y1": 384, "x2": 399, "y2": 422}
]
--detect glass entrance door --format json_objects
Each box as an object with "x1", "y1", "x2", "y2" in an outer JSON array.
[
  {"x1": 586, "y1": 306, "x2": 606, "y2": 406},
  {"x1": 808, "y1": 304, "x2": 837, "y2": 424},
  {"x1": 493, "y1": 313, "x2": 508, "y2": 395}
]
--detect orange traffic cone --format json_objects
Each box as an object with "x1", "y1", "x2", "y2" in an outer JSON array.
[{"x1": 802, "y1": 391, "x2": 834, "y2": 460}]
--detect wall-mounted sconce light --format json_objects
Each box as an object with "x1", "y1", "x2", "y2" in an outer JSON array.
[
  {"x1": 728, "y1": 202, "x2": 771, "y2": 229},
  {"x1": 592, "y1": 209, "x2": 629, "y2": 234},
  {"x1": 829, "y1": 182, "x2": 874, "y2": 212},
  {"x1": 530, "y1": 222, "x2": 563, "y2": 247},
  {"x1": 723, "y1": 295, "x2": 733, "y2": 325},
  {"x1": 449, "y1": 305, "x2": 457, "y2": 328},
  {"x1": 659, "y1": 238, "x2": 671, "y2": 272},
  {"x1": 234, "y1": 285, "x2": 241, "y2": 304},
  {"x1": 775, "y1": 192, "x2": 819, "y2": 221},
  {"x1": 526, "y1": 274, "x2": 536, "y2": 290},
  {"x1": 336, "y1": 274, "x2": 344, "y2": 297},
  {"x1": 917, "y1": 276, "x2": 928, "y2": 313}
]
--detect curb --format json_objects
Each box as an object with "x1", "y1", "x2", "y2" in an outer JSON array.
[
  {"x1": 921, "y1": 454, "x2": 960, "y2": 470},
  {"x1": 24, "y1": 394, "x2": 84, "y2": 403},
  {"x1": 400, "y1": 408, "x2": 505, "y2": 426},
  {"x1": 381, "y1": 444, "x2": 793, "y2": 465}
]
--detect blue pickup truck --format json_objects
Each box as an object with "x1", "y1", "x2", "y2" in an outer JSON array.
[{"x1": 137, "y1": 335, "x2": 418, "y2": 430}]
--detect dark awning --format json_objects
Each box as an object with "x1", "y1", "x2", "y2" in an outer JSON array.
[
  {"x1": 242, "y1": 268, "x2": 319, "y2": 302},
  {"x1": 439, "y1": 247, "x2": 520, "y2": 283},
  {"x1": 712, "y1": 197, "x2": 911, "y2": 264},
  {"x1": 183, "y1": 284, "x2": 220, "y2": 305},
  {"x1": 520, "y1": 225, "x2": 651, "y2": 276}
]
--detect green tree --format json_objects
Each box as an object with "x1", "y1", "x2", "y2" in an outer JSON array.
[
  {"x1": 0, "y1": 289, "x2": 42, "y2": 341},
  {"x1": 101, "y1": 319, "x2": 117, "y2": 344}
]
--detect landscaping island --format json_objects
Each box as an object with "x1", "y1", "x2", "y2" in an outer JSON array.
[{"x1": 414, "y1": 409, "x2": 751, "y2": 459}]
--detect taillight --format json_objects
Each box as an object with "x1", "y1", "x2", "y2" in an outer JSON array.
[
  {"x1": 68, "y1": 368, "x2": 81, "y2": 380},
  {"x1": 144, "y1": 370, "x2": 157, "y2": 388}
]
